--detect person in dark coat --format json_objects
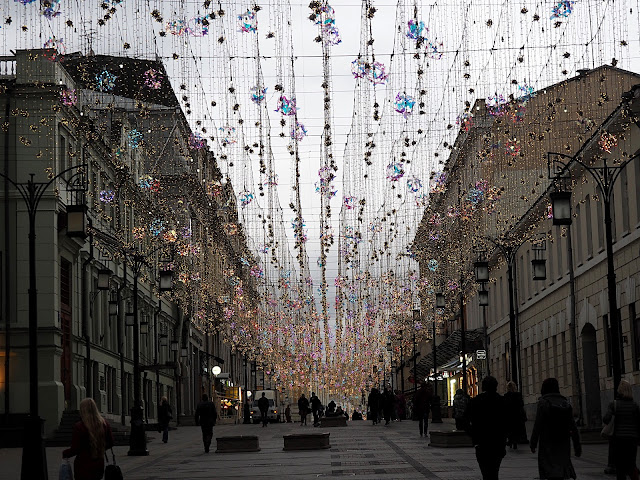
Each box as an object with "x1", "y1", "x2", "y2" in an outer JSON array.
[
  {"x1": 504, "y1": 381, "x2": 527, "y2": 449},
  {"x1": 298, "y1": 394, "x2": 310, "y2": 425},
  {"x1": 413, "y1": 382, "x2": 433, "y2": 437},
  {"x1": 285, "y1": 404, "x2": 292, "y2": 423},
  {"x1": 195, "y1": 394, "x2": 217, "y2": 453},
  {"x1": 603, "y1": 379, "x2": 640, "y2": 480},
  {"x1": 453, "y1": 388, "x2": 470, "y2": 431},
  {"x1": 368, "y1": 387, "x2": 380, "y2": 425},
  {"x1": 258, "y1": 392, "x2": 270, "y2": 427},
  {"x1": 62, "y1": 397, "x2": 114, "y2": 480},
  {"x1": 382, "y1": 386, "x2": 395, "y2": 425},
  {"x1": 530, "y1": 378, "x2": 581, "y2": 480},
  {"x1": 158, "y1": 396, "x2": 173, "y2": 443},
  {"x1": 467, "y1": 376, "x2": 507, "y2": 480},
  {"x1": 395, "y1": 390, "x2": 406, "y2": 421},
  {"x1": 310, "y1": 392, "x2": 323, "y2": 426}
]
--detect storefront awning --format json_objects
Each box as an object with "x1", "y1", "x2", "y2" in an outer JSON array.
[{"x1": 412, "y1": 328, "x2": 485, "y2": 380}]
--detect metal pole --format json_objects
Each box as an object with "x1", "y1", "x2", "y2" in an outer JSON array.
[
  {"x1": 460, "y1": 275, "x2": 467, "y2": 393},
  {"x1": 506, "y1": 254, "x2": 519, "y2": 387},
  {"x1": 128, "y1": 264, "x2": 148, "y2": 456},
  {"x1": 400, "y1": 340, "x2": 405, "y2": 393},
  {"x1": 603, "y1": 195, "x2": 622, "y2": 391},
  {"x1": 482, "y1": 303, "x2": 490, "y2": 377},
  {"x1": 431, "y1": 315, "x2": 442, "y2": 423},
  {"x1": 413, "y1": 332, "x2": 417, "y2": 398},
  {"x1": 20, "y1": 182, "x2": 48, "y2": 479},
  {"x1": 566, "y1": 224, "x2": 584, "y2": 425}
]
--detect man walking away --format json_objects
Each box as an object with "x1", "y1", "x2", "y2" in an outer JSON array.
[
  {"x1": 158, "y1": 396, "x2": 173, "y2": 443},
  {"x1": 453, "y1": 389, "x2": 470, "y2": 431},
  {"x1": 467, "y1": 376, "x2": 507, "y2": 480},
  {"x1": 311, "y1": 392, "x2": 323, "y2": 427},
  {"x1": 195, "y1": 394, "x2": 217, "y2": 453},
  {"x1": 413, "y1": 382, "x2": 433, "y2": 437},
  {"x1": 298, "y1": 394, "x2": 310, "y2": 425},
  {"x1": 258, "y1": 392, "x2": 270, "y2": 427}
]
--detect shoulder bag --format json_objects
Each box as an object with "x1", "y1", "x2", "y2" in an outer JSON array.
[
  {"x1": 104, "y1": 448, "x2": 124, "y2": 480},
  {"x1": 601, "y1": 400, "x2": 616, "y2": 438}
]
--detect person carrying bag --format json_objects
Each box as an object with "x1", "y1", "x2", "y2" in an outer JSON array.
[{"x1": 104, "y1": 448, "x2": 123, "y2": 480}]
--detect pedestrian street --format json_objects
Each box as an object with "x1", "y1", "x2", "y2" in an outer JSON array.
[{"x1": 0, "y1": 419, "x2": 612, "y2": 479}]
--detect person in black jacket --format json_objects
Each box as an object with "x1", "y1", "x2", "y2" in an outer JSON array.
[
  {"x1": 504, "y1": 381, "x2": 527, "y2": 449},
  {"x1": 368, "y1": 388, "x2": 380, "y2": 425},
  {"x1": 258, "y1": 392, "x2": 270, "y2": 427},
  {"x1": 298, "y1": 394, "x2": 310, "y2": 425},
  {"x1": 603, "y1": 379, "x2": 640, "y2": 480},
  {"x1": 466, "y1": 376, "x2": 507, "y2": 480},
  {"x1": 158, "y1": 396, "x2": 173, "y2": 443},
  {"x1": 530, "y1": 377, "x2": 581, "y2": 480},
  {"x1": 310, "y1": 392, "x2": 323, "y2": 426},
  {"x1": 195, "y1": 394, "x2": 217, "y2": 453}
]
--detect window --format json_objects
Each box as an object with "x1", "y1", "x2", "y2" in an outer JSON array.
[
  {"x1": 58, "y1": 134, "x2": 67, "y2": 173},
  {"x1": 575, "y1": 203, "x2": 583, "y2": 264},
  {"x1": 561, "y1": 332, "x2": 567, "y2": 383},
  {"x1": 526, "y1": 250, "x2": 532, "y2": 298},
  {"x1": 596, "y1": 196, "x2": 605, "y2": 250},
  {"x1": 552, "y1": 335, "x2": 558, "y2": 378},
  {"x1": 544, "y1": 339, "x2": 549, "y2": 379},
  {"x1": 585, "y1": 195, "x2": 593, "y2": 258},
  {"x1": 555, "y1": 226, "x2": 564, "y2": 278},
  {"x1": 635, "y1": 157, "x2": 640, "y2": 226},
  {"x1": 547, "y1": 231, "x2": 554, "y2": 283},
  {"x1": 621, "y1": 168, "x2": 630, "y2": 234},
  {"x1": 632, "y1": 303, "x2": 640, "y2": 371},
  {"x1": 537, "y1": 343, "x2": 543, "y2": 388}
]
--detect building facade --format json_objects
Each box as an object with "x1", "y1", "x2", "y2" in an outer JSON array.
[
  {"x1": 0, "y1": 50, "x2": 255, "y2": 436},
  {"x1": 413, "y1": 65, "x2": 640, "y2": 424}
]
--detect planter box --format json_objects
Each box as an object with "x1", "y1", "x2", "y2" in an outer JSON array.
[
  {"x1": 320, "y1": 416, "x2": 347, "y2": 427},
  {"x1": 429, "y1": 430, "x2": 473, "y2": 448},
  {"x1": 283, "y1": 433, "x2": 331, "y2": 451},
  {"x1": 215, "y1": 435, "x2": 261, "y2": 453}
]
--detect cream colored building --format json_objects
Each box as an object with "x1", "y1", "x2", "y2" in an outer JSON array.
[
  {"x1": 413, "y1": 65, "x2": 640, "y2": 426},
  {"x1": 0, "y1": 50, "x2": 253, "y2": 437}
]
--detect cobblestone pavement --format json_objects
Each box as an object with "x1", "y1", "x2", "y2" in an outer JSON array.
[{"x1": 0, "y1": 419, "x2": 613, "y2": 479}]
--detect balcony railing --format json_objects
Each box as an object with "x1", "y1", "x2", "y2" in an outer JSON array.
[{"x1": 0, "y1": 56, "x2": 16, "y2": 79}]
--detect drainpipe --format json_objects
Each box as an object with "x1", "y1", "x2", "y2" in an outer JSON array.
[
  {"x1": 82, "y1": 219, "x2": 94, "y2": 399},
  {"x1": 3, "y1": 88, "x2": 11, "y2": 420}
]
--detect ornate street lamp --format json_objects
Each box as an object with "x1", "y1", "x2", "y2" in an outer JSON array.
[
  {"x1": 474, "y1": 260, "x2": 489, "y2": 283},
  {"x1": 97, "y1": 268, "x2": 111, "y2": 290},
  {"x1": 159, "y1": 268, "x2": 173, "y2": 292},
  {"x1": 550, "y1": 191, "x2": 572, "y2": 225},
  {"x1": 66, "y1": 203, "x2": 88, "y2": 237},
  {"x1": 478, "y1": 287, "x2": 489, "y2": 307}
]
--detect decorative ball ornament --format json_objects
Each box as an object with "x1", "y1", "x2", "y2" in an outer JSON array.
[{"x1": 386, "y1": 162, "x2": 405, "y2": 182}]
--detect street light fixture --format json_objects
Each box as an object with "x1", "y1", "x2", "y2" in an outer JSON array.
[
  {"x1": 549, "y1": 191, "x2": 572, "y2": 225},
  {"x1": 108, "y1": 299, "x2": 119, "y2": 317},
  {"x1": 435, "y1": 292, "x2": 446, "y2": 309},
  {"x1": 170, "y1": 340, "x2": 179, "y2": 352},
  {"x1": 159, "y1": 269, "x2": 173, "y2": 292},
  {"x1": 0, "y1": 165, "x2": 88, "y2": 480},
  {"x1": 97, "y1": 268, "x2": 111, "y2": 290},
  {"x1": 473, "y1": 260, "x2": 489, "y2": 283},
  {"x1": 478, "y1": 287, "x2": 489, "y2": 307}
]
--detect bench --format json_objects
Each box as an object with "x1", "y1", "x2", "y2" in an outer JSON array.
[
  {"x1": 428, "y1": 430, "x2": 473, "y2": 448},
  {"x1": 283, "y1": 433, "x2": 331, "y2": 451},
  {"x1": 320, "y1": 416, "x2": 347, "y2": 427},
  {"x1": 215, "y1": 435, "x2": 261, "y2": 453}
]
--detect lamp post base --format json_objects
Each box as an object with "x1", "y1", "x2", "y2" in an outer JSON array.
[
  {"x1": 21, "y1": 415, "x2": 48, "y2": 480},
  {"x1": 128, "y1": 405, "x2": 149, "y2": 456}
]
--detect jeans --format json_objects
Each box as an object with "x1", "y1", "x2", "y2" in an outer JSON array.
[
  {"x1": 418, "y1": 412, "x2": 429, "y2": 435},
  {"x1": 201, "y1": 425, "x2": 213, "y2": 452},
  {"x1": 313, "y1": 410, "x2": 319, "y2": 425},
  {"x1": 260, "y1": 410, "x2": 268, "y2": 426},
  {"x1": 162, "y1": 423, "x2": 169, "y2": 443},
  {"x1": 475, "y1": 445, "x2": 504, "y2": 480}
]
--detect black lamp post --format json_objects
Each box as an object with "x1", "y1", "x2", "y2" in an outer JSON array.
[
  {"x1": 90, "y1": 228, "x2": 173, "y2": 456},
  {"x1": 412, "y1": 309, "x2": 420, "y2": 399},
  {"x1": 548, "y1": 143, "x2": 640, "y2": 392},
  {"x1": 0, "y1": 165, "x2": 88, "y2": 480},
  {"x1": 474, "y1": 253, "x2": 491, "y2": 378}
]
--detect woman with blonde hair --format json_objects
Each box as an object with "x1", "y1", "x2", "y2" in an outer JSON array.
[
  {"x1": 603, "y1": 380, "x2": 640, "y2": 480},
  {"x1": 63, "y1": 398, "x2": 114, "y2": 480}
]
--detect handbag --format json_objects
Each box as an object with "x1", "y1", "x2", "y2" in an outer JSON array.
[
  {"x1": 601, "y1": 400, "x2": 616, "y2": 438},
  {"x1": 58, "y1": 458, "x2": 73, "y2": 480},
  {"x1": 104, "y1": 448, "x2": 124, "y2": 480}
]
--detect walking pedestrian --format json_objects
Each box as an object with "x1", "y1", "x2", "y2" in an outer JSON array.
[
  {"x1": 467, "y1": 376, "x2": 507, "y2": 480},
  {"x1": 285, "y1": 404, "x2": 292, "y2": 423},
  {"x1": 311, "y1": 392, "x2": 323, "y2": 426},
  {"x1": 413, "y1": 381, "x2": 433, "y2": 437},
  {"x1": 158, "y1": 396, "x2": 173, "y2": 443},
  {"x1": 453, "y1": 388, "x2": 470, "y2": 431},
  {"x1": 504, "y1": 381, "x2": 527, "y2": 449},
  {"x1": 530, "y1": 377, "x2": 581, "y2": 480},
  {"x1": 603, "y1": 379, "x2": 640, "y2": 480},
  {"x1": 368, "y1": 387, "x2": 380, "y2": 425},
  {"x1": 382, "y1": 386, "x2": 395, "y2": 425},
  {"x1": 62, "y1": 397, "x2": 114, "y2": 480},
  {"x1": 258, "y1": 392, "x2": 270, "y2": 427},
  {"x1": 195, "y1": 394, "x2": 217, "y2": 453},
  {"x1": 298, "y1": 393, "x2": 310, "y2": 425}
]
